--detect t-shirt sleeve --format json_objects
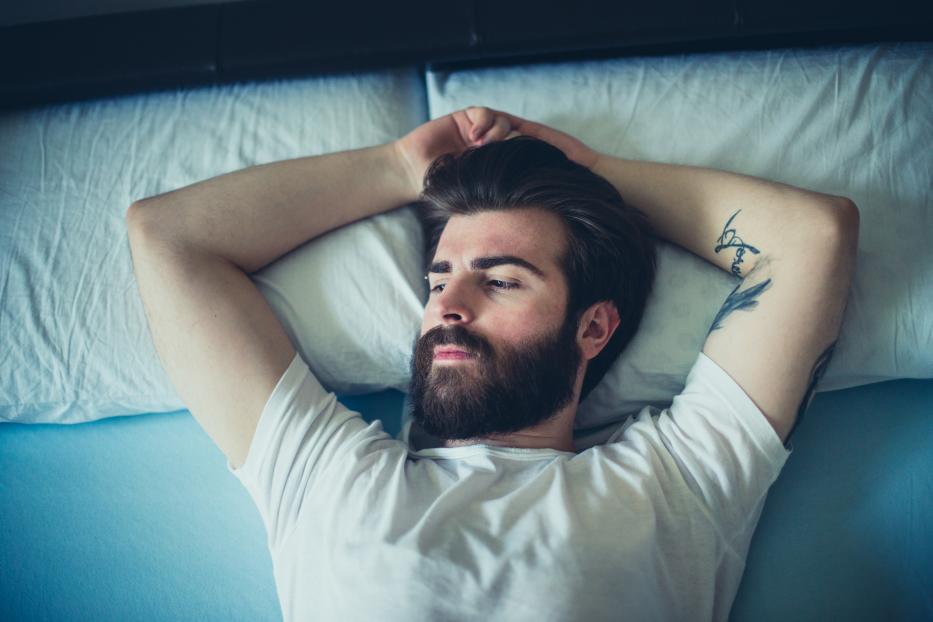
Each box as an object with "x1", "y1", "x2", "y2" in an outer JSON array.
[
  {"x1": 654, "y1": 350, "x2": 793, "y2": 548},
  {"x1": 226, "y1": 351, "x2": 381, "y2": 551}
]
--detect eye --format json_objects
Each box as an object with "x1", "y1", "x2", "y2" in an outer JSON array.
[
  {"x1": 488, "y1": 279, "x2": 519, "y2": 291},
  {"x1": 426, "y1": 278, "x2": 519, "y2": 295}
]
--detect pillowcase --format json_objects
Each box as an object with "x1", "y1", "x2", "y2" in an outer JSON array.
[
  {"x1": 0, "y1": 70, "x2": 427, "y2": 423},
  {"x1": 423, "y1": 42, "x2": 933, "y2": 438},
  {"x1": 4, "y1": 42, "x2": 931, "y2": 432}
]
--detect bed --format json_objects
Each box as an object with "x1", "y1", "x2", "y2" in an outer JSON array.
[
  {"x1": 1, "y1": 2, "x2": 931, "y2": 620},
  {"x1": 3, "y1": 379, "x2": 929, "y2": 619}
]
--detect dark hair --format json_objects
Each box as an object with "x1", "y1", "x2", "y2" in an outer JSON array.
[{"x1": 414, "y1": 135, "x2": 659, "y2": 402}]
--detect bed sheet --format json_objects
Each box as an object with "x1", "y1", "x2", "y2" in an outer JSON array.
[
  {"x1": 0, "y1": 390, "x2": 405, "y2": 622},
  {"x1": 1, "y1": 381, "x2": 930, "y2": 621}
]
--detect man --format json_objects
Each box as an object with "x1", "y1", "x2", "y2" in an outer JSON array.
[{"x1": 127, "y1": 106, "x2": 858, "y2": 620}]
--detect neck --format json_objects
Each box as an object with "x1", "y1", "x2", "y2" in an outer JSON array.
[{"x1": 442, "y1": 397, "x2": 579, "y2": 453}]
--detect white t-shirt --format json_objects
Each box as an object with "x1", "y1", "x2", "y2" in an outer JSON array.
[{"x1": 228, "y1": 350, "x2": 792, "y2": 622}]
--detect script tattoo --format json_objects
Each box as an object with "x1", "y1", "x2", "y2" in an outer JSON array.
[
  {"x1": 715, "y1": 210, "x2": 761, "y2": 278},
  {"x1": 706, "y1": 277, "x2": 772, "y2": 335},
  {"x1": 784, "y1": 341, "x2": 837, "y2": 445}
]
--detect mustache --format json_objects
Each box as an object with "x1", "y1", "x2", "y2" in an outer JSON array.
[{"x1": 416, "y1": 324, "x2": 494, "y2": 359}]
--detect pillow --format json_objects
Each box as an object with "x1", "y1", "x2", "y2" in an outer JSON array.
[
  {"x1": 0, "y1": 70, "x2": 427, "y2": 423},
  {"x1": 422, "y1": 42, "x2": 933, "y2": 441},
  {"x1": 4, "y1": 43, "x2": 931, "y2": 432}
]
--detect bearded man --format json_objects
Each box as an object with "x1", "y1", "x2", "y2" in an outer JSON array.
[{"x1": 127, "y1": 106, "x2": 857, "y2": 621}]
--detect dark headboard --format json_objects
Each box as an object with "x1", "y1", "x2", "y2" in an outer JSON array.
[{"x1": 1, "y1": 0, "x2": 930, "y2": 109}]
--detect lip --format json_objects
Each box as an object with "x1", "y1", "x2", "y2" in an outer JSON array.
[{"x1": 433, "y1": 346, "x2": 475, "y2": 360}]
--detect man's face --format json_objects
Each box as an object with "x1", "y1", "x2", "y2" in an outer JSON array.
[{"x1": 408, "y1": 208, "x2": 583, "y2": 443}]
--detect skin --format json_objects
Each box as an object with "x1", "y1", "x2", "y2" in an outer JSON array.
[{"x1": 420, "y1": 207, "x2": 621, "y2": 453}]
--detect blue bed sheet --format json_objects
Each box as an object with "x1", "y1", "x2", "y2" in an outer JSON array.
[{"x1": 1, "y1": 381, "x2": 930, "y2": 621}]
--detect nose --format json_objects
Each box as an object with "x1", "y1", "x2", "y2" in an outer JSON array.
[{"x1": 434, "y1": 277, "x2": 475, "y2": 325}]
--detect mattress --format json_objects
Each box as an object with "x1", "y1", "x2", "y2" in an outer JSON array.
[{"x1": 1, "y1": 381, "x2": 930, "y2": 621}]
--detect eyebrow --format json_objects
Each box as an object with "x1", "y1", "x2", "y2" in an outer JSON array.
[{"x1": 428, "y1": 255, "x2": 547, "y2": 279}]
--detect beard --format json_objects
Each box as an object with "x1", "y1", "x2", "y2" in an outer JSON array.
[{"x1": 407, "y1": 312, "x2": 582, "y2": 444}]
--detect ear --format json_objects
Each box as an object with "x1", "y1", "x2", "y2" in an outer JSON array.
[{"x1": 577, "y1": 300, "x2": 621, "y2": 361}]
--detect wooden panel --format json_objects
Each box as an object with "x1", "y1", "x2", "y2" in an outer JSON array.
[
  {"x1": 738, "y1": 0, "x2": 932, "y2": 33},
  {"x1": 1, "y1": 0, "x2": 929, "y2": 108},
  {"x1": 0, "y1": 6, "x2": 218, "y2": 108},
  {"x1": 476, "y1": 0, "x2": 735, "y2": 55},
  {"x1": 219, "y1": 0, "x2": 476, "y2": 80}
]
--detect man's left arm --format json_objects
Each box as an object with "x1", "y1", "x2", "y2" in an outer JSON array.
[{"x1": 589, "y1": 153, "x2": 859, "y2": 445}]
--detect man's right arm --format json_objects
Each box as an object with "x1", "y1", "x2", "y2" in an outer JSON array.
[
  {"x1": 129, "y1": 142, "x2": 419, "y2": 275},
  {"x1": 128, "y1": 106, "x2": 512, "y2": 275},
  {"x1": 124, "y1": 108, "x2": 510, "y2": 467},
  {"x1": 126, "y1": 142, "x2": 416, "y2": 468}
]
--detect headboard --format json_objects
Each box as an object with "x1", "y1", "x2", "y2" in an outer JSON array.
[{"x1": 1, "y1": 0, "x2": 930, "y2": 108}]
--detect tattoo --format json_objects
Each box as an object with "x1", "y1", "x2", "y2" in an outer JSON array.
[
  {"x1": 714, "y1": 210, "x2": 761, "y2": 278},
  {"x1": 784, "y1": 341, "x2": 837, "y2": 446},
  {"x1": 706, "y1": 277, "x2": 772, "y2": 335}
]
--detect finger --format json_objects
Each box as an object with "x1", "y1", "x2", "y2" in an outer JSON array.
[
  {"x1": 480, "y1": 115, "x2": 511, "y2": 143},
  {"x1": 479, "y1": 109, "x2": 548, "y2": 144},
  {"x1": 494, "y1": 111, "x2": 575, "y2": 149},
  {"x1": 479, "y1": 108, "x2": 529, "y2": 133},
  {"x1": 464, "y1": 106, "x2": 494, "y2": 140},
  {"x1": 492, "y1": 109, "x2": 559, "y2": 144}
]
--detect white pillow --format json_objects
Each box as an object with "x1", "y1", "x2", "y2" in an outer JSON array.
[
  {"x1": 423, "y1": 42, "x2": 933, "y2": 440},
  {"x1": 4, "y1": 43, "x2": 931, "y2": 432},
  {"x1": 0, "y1": 70, "x2": 427, "y2": 423},
  {"x1": 251, "y1": 206, "x2": 425, "y2": 396}
]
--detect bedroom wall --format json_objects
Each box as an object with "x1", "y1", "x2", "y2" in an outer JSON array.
[{"x1": 0, "y1": 0, "x2": 242, "y2": 27}]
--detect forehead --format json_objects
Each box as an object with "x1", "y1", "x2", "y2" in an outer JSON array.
[{"x1": 433, "y1": 208, "x2": 567, "y2": 271}]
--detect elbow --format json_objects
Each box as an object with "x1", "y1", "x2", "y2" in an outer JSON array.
[
  {"x1": 822, "y1": 197, "x2": 860, "y2": 265},
  {"x1": 831, "y1": 196, "x2": 860, "y2": 233},
  {"x1": 125, "y1": 200, "x2": 150, "y2": 240},
  {"x1": 125, "y1": 198, "x2": 166, "y2": 245},
  {"x1": 125, "y1": 196, "x2": 152, "y2": 223},
  {"x1": 125, "y1": 200, "x2": 143, "y2": 226},
  {"x1": 840, "y1": 199, "x2": 860, "y2": 247},
  {"x1": 834, "y1": 197, "x2": 859, "y2": 224},
  {"x1": 810, "y1": 195, "x2": 859, "y2": 243},
  {"x1": 126, "y1": 195, "x2": 166, "y2": 229}
]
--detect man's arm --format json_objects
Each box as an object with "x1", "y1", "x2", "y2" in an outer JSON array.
[
  {"x1": 591, "y1": 155, "x2": 859, "y2": 445},
  {"x1": 589, "y1": 156, "x2": 854, "y2": 279},
  {"x1": 492, "y1": 106, "x2": 859, "y2": 444},
  {"x1": 126, "y1": 107, "x2": 510, "y2": 469},
  {"x1": 435, "y1": 107, "x2": 858, "y2": 446},
  {"x1": 129, "y1": 143, "x2": 416, "y2": 275},
  {"x1": 127, "y1": 142, "x2": 417, "y2": 468}
]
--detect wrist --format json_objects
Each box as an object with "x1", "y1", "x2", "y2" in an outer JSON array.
[
  {"x1": 589, "y1": 150, "x2": 605, "y2": 174},
  {"x1": 389, "y1": 139, "x2": 424, "y2": 202}
]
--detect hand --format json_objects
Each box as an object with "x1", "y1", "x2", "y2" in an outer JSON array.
[{"x1": 393, "y1": 106, "x2": 601, "y2": 196}]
